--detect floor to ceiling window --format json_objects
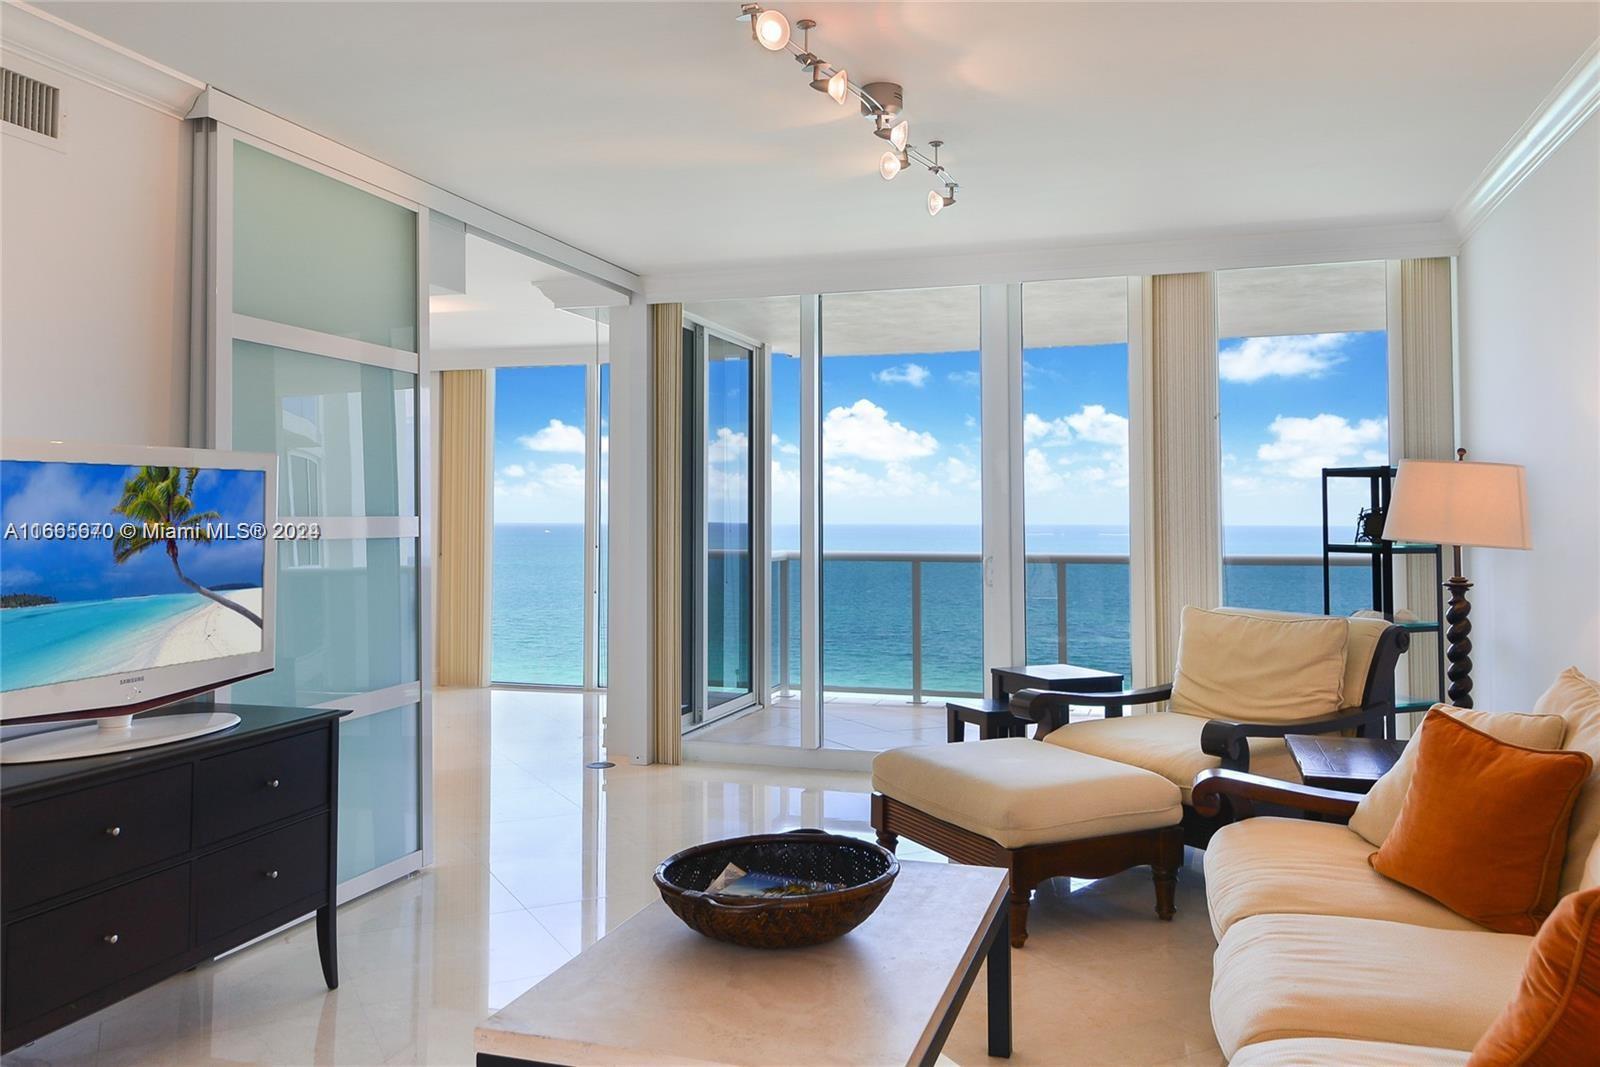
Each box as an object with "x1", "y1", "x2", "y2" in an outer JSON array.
[
  {"x1": 820, "y1": 286, "x2": 982, "y2": 749},
  {"x1": 705, "y1": 334, "x2": 756, "y2": 713},
  {"x1": 1021, "y1": 278, "x2": 1133, "y2": 682},
  {"x1": 1215, "y1": 261, "x2": 1390, "y2": 615}
]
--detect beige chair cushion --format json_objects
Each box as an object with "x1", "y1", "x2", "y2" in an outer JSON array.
[
  {"x1": 1230, "y1": 606, "x2": 1393, "y2": 710},
  {"x1": 1534, "y1": 667, "x2": 1600, "y2": 895},
  {"x1": 1043, "y1": 711, "x2": 1301, "y2": 803},
  {"x1": 869, "y1": 739, "x2": 1181, "y2": 849},
  {"x1": 1211, "y1": 913, "x2": 1532, "y2": 1057},
  {"x1": 1349, "y1": 706, "x2": 1568, "y2": 847},
  {"x1": 1203, "y1": 816, "x2": 1481, "y2": 940},
  {"x1": 1228, "y1": 1037, "x2": 1471, "y2": 1066},
  {"x1": 1171, "y1": 606, "x2": 1349, "y2": 724}
]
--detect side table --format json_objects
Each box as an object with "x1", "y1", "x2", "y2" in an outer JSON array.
[{"x1": 1285, "y1": 734, "x2": 1407, "y2": 794}]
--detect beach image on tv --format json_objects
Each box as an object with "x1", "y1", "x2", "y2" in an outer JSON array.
[{"x1": 0, "y1": 460, "x2": 267, "y2": 693}]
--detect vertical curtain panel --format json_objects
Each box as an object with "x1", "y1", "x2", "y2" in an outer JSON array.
[
  {"x1": 1149, "y1": 272, "x2": 1224, "y2": 680},
  {"x1": 652, "y1": 304, "x2": 685, "y2": 765},
  {"x1": 437, "y1": 369, "x2": 491, "y2": 687},
  {"x1": 1398, "y1": 257, "x2": 1457, "y2": 718}
]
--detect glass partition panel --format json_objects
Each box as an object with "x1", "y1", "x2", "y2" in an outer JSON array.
[
  {"x1": 231, "y1": 341, "x2": 416, "y2": 517},
  {"x1": 233, "y1": 538, "x2": 418, "y2": 707},
  {"x1": 233, "y1": 141, "x2": 418, "y2": 350},
  {"x1": 1215, "y1": 262, "x2": 1389, "y2": 615},
  {"x1": 491, "y1": 364, "x2": 587, "y2": 685},
  {"x1": 1021, "y1": 278, "x2": 1132, "y2": 682},
  {"x1": 337, "y1": 703, "x2": 421, "y2": 881},
  {"x1": 598, "y1": 362, "x2": 611, "y2": 688},
  {"x1": 705, "y1": 334, "x2": 754, "y2": 715}
]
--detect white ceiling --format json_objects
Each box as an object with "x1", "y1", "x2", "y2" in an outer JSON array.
[
  {"x1": 47, "y1": 3, "x2": 1598, "y2": 277},
  {"x1": 431, "y1": 234, "x2": 610, "y2": 355}
]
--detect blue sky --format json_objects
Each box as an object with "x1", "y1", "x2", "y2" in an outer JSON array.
[
  {"x1": 0, "y1": 461, "x2": 266, "y2": 601},
  {"x1": 490, "y1": 329, "x2": 1388, "y2": 534}
]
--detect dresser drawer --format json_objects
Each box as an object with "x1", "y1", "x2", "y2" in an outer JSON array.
[
  {"x1": 194, "y1": 814, "x2": 329, "y2": 943},
  {"x1": 1, "y1": 766, "x2": 192, "y2": 910},
  {"x1": 2, "y1": 865, "x2": 190, "y2": 1026},
  {"x1": 194, "y1": 729, "x2": 329, "y2": 844}
]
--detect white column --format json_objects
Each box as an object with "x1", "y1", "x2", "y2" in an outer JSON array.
[
  {"x1": 980, "y1": 284, "x2": 1026, "y2": 677},
  {"x1": 798, "y1": 295, "x2": 822, "y2": 749},
  {"x1": 606, "y1": 299, "x2": 654, "y2": 764}
]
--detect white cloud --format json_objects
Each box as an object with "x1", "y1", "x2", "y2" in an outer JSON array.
[
  {"x1": 1257, "y1": 414, "x2": 1387, "y2": 478},
  {"x1": 823, "y1": 399, "x2": 938, "y2": 463},
  {"x1": 501, "y1": 464, "x2": 526, "y2": 478},
  {"x1": 1024, "y1": 405, "x2": 1129, "y2": 448},
  {"x1": 771, "y1": 433, "x2": 799, "y2": 456},
  {"x1": 707, "y1": 427, "x2": 747, "y2": 464},
  {"x1": 940, "y1": 457, "x2": 980, "y2": 490},
  {"x1": 873, "y1": 363, "x2": 930, "y2": 388},
  {"x1": 1219, "y1": 334, "x2": 1348, "y2": 383},
  {"x1": 517, "y1": 418, "x2": 586, "y2": 453},
  {"x1": 1024, "y1": 447, "x2": 1064, "y2": 495},
  {"x1": 948, "y1": 369, "x2": 980, "y2": 388}
]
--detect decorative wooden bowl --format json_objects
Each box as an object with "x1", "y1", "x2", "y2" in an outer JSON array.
[{"x1": 654, "y1": 829, "x2": 899, "y2": 949}]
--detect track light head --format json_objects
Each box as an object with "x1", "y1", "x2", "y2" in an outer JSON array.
[
  {"x1": 928, "y1": 183, "x2": 956, "y2": 216},
  {"x1": 879, "y1": 150, "x2": 905, "y2": 181},
  {"x1": 827, "y1": 68, "x2": 850, "y2": 105},
  {"x1": 889, "y1": 119, "x2": 909, "y2": 151},
  {"x1": 752, "y1": 9, "x2": 790, "y2": 50}
]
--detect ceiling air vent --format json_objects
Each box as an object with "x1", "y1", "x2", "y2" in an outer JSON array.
[{"x1": 2, "y1": 68, "x2": 61, "y2": 138}]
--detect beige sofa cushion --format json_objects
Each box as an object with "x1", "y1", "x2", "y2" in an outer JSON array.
[
  {"x1": 1349, "y1": 706, "x2": 1567, "y2": 847},
  {"x1": 1211, "y1": 913, "x2": 1531, "y2": 1057},
  {"x1": 1534, "y1": 667, "x2": 1600, "y2": 895},
  {"x1": 1586, "y1": 826, "x2": 1600, "y2": 891},
  {"x1": 1229, "y1": 1037, "x2": 1470, "y2": 1066},
  {"x1": 1203, "y1": 816, "x2": 1481, "y2": 940},
  {"x1": 1043, "y1": 711, "x2": 1301, "y2": 803},
  {"x1": 1170, "y1": 606, "x2": 1349, "y2": 723},
  {"x1": 869, "y1": 739, "x2": 1181, "y2": 849}
]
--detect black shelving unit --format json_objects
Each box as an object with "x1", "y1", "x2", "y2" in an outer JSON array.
[{"x1": 1321, "y1": 465, "x2": 1448, "y2": 722}]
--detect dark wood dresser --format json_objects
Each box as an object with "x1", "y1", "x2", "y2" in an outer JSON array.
[{"x1": 0, "y1": 703, "x2": 345, "y2": 1052}]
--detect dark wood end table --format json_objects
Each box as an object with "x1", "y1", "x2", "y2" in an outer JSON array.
[
  {"x1": 1286, "y1": 734, "x2": 1407, "y2": 794},
  {"x1": 946, "y1": 664, "x2": 1126, "y2": 742}
]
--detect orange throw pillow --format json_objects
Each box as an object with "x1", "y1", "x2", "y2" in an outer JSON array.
[
  {"x1": 1467, "y1": 887, "x2": 1600, "y2": 1066},
  {"x1": 1370, "y1": 708, "x2": 1592, "y2": 934}
]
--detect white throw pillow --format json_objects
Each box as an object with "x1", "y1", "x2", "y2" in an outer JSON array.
[
  {"x1": 1348, "y1": 704, "x2": 1568, "y2": 847},
  {"x1": 1169, "y1": 606, "x2": 1348, "y2": 724},
  {"x1": 1534, "y1": 666, "x2": 1600, "y2": 895}
]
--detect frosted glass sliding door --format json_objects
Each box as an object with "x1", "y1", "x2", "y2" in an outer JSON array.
[{"x1": 205, "y1": 128, "x2": 429, "y2": 898}]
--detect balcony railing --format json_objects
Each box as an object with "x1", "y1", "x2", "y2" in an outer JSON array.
[{"x1": 757, "y1": 550, "x2": 1370, "y2": 704}]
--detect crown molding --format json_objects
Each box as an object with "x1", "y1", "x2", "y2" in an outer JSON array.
[
  {"x1": 1452, "y1": 37, "x2": 1600, "y2": 242},
  {"x1": 641, "y1": 217, "x2": 1460, "y2": 303},
  {"x1": 0, "y1": 1, "x2": 203, "y2": 119}
]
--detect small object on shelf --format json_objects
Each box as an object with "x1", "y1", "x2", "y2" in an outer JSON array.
[
  {"x1": 1355, "y1": 505, "x2": 1385, "y2": 544},
  {"x1": 654, "y1": 830, "x2": 897, "y2": 948}
]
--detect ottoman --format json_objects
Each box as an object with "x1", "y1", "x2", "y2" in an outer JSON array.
[{"x1": 871, "y1": 739, "x2": 1185, "y2": 946}]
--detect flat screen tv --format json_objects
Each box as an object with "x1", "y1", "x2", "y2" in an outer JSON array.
[{"x1": 0, "y1": 440, "x2": 276, "y2": 763}]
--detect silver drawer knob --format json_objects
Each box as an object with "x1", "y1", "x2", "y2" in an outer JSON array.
[
  {"x1": 265, "y1": 869, "x2": 280, "y2": 880},
  {"x1": 103, "y1": 934, "x2": 119, "y2": 945},
  {"x1": 105, "y1": 826, "x2": 122, "y2": 837},
  {"x1": 266, "y1": 778, "x2": 281, "y2": 789}
]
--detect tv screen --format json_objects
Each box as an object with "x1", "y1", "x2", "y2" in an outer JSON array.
[{"x1": 1, "y1": 456, "x2": 270, "y2": 707}]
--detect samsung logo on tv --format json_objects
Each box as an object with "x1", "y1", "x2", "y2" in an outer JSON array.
[{"x1": 118, "y1": 675, "x2": 145, "y2": 686}]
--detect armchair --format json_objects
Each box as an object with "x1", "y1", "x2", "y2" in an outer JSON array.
[{"x1": 1011, "y1": 606, "x2": 1407, "y2": 845}]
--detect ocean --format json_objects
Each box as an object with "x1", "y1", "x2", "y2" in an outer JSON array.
[
  {"x1": 492, "y1": 524, "x2": 1376, "y2": 691},
  {"x1": 1, "y1": 593, "x2": 210, "y2": 692}
]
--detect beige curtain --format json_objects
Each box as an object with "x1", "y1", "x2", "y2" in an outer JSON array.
[
  {"x1": 437, "y1": 369, "x2": 491, "y2": 687},
  {"x1": 652, "y1": 304, "x2": 685, "y2": 765},
  {"x1": 1149, "y1": 272, "x2": 1223, "y2": 680},
  {"x1": 1397, "y1": 257, "x2": 1457, "y2": 722}
]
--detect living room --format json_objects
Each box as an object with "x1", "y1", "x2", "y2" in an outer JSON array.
[{"x1": 1, "y1": 2, "x2": 1597, "y2": 1065}]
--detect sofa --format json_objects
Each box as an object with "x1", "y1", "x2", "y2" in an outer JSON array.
[{"x1": 1191, "y1": 667, "x2": 1600, "y2": 1064}]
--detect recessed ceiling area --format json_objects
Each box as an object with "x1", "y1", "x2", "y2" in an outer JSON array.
[
  {"x1": 46, "y1": 2, "x2": 1598, "y2": 277},
  {"x1": 431, "y1": 233, "x2": 612, "y2": 359}
]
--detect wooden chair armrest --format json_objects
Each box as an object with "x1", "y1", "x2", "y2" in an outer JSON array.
[
  {"x1": 1010, "y1": 684, "x2": 1172, "y2": 719},
  {"x1": 1198, "y1": 707, "x2": 1376, "y2": 768},
  {"x1": 1190, "y1": 769, "x2": 1362, "y2": 820}
]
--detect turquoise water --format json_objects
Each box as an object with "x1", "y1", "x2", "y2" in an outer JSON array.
[
  {"x1": 0, "y1": 593, "x2": 210, "y2": 692},
  {"x1": 492, "y1": 524, "x2": 1376, "y2": 690}
]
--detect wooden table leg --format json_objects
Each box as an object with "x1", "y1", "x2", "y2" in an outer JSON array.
[
  {"x1": 988, "y1": 908, "x2": 1012, "y2": 1058},
  {"x1": 946, "y1": 704, "x2": 963, "y2": 742}
]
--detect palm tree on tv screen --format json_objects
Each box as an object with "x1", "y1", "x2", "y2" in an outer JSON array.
[{"x1": 112, "y1": 466, "x2": 263, "y2": 627}]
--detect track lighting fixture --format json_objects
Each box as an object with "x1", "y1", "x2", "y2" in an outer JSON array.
[{"x1": 736, "y1": 3, "x2": 963, "y2": 218}]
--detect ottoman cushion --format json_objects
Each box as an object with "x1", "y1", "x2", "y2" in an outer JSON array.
[{"x1": 871, "y1": 738, "x2": 1182, "y2": 849}]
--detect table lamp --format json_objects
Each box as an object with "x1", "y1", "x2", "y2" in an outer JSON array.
[{"x1": 1382, "y1": 449, "x2": 1530, "y2": 708}]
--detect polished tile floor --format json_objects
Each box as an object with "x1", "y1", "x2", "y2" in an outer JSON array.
[
  {"x1": 691, "y1": 693, "x2": 955, "y2": 749},
  {"x1": 5, "y1": 690, "x2": 1222, "y2": 1067}
]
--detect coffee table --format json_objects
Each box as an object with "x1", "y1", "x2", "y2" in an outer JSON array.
[{"x1": 474, "y1": 860, "x2": 1011, "y2": 1066}]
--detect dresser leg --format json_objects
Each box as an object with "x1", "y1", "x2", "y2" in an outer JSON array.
[{"x1": 316, "y1": 904, "x2": 338, "y2": 989}]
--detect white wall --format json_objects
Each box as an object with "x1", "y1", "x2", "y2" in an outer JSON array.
[
  {"x1": 1458, "y1": 113, "x2": 1600, "y2": 708},
  {"x1": 0, "y1": 53, "x2": 192, "y2": 447}
]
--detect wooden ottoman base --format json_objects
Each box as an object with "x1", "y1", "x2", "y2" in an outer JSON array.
[{"x1": 871, "y1": 792, "x2": 1184, "y2": 948}]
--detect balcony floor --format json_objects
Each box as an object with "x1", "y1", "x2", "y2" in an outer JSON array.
[{"x1": 691, "y1": 693, "x2": 1051, "y2": 750}]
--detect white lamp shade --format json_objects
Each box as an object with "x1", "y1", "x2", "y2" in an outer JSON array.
[{"x1": 1383, "y1": 459, "x2": 1531, "y2": 550}]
